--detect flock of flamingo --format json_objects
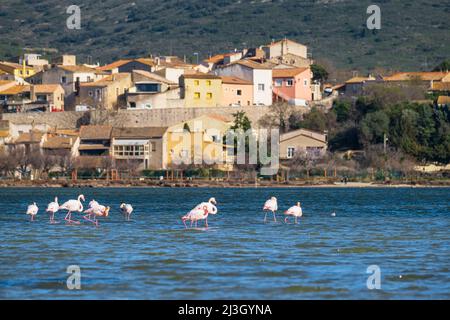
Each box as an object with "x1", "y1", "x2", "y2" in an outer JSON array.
[{"x1": 25, "y1": 195, "x2": 306, "y2": 228}]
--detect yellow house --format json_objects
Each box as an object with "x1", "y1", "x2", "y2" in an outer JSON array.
[
  {"x1": 180, "y1": 74, "x2": 222, "y2": 108},
  {"x1": 0, "y1": 61, "x2": 36, "y2": 78},
  {"x1": 164, "y1": 114, "x2": 233, "y2": 170}
]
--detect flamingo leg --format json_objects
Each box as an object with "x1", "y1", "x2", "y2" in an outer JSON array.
[
  {"x1": 295, "y1": 216, "x2": 298, "y2": 224},
  {"x1": 83, "y1": 214, "x2": 96, "y2": 225},
  {"x1": 182, "y1": 218, "x2": 187, "y2": 229},
  {"x1": 285, "y1": 216, "x2": 289, "y2": 224},
  {"x1": 273, "y1": 211, "x2": 277, "y2": 222},
  {"x1": 264, "y1": 211, "x2": 267, "y2": 223},
  {"x1": 205, "y1": 217, "x2": 208, "y2": 229}
]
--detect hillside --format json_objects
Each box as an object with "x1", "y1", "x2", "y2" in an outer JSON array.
[{"x1": 0, "y1": 0, "x2": 449, "y2": 71}]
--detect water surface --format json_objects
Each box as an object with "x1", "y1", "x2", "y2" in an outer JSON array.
[{"x1": 0, "y1": 187, "x2": 448, "y2": 299}]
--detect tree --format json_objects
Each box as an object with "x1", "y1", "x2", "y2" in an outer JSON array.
[
  {"x1": 433, "y1": 60, "x2": 450, "y2": 72},
  {"x1": 360, "y1": 111, "x2": 389, "y2": 145},
  {"x1": 311, "y1": 64, "x2": 329, "y2": 83},
  {"x1": 258, "y1": 103, "x2": 294, "y2": 133}
]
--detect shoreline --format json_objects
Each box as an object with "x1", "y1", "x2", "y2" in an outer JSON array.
[{"x1": 1, "y1": 180, "x2": 449, "y2": 189}]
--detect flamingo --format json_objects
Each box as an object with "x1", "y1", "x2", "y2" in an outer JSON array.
[
  {"x1": 284, "y1": 202, "x2": 303, "y2": 224},
  {"x1": 59, "y1": 195, "x2": 85, "y2": 224},
  {"x1": 26, "y1": 202, "x2": 38, "y2": 221},
  {"x1": 120, "y1": 203, "x2": 134, "y2": 221},
  {"x1": 263, "y1": 197, "x2": 278, "y2": 222},
  {"x1": 46, "y1": 197, "x2": 59, "y2": 224},
  {"x1": 182, "y1": 198, "x2": 218, "y2": 229},
  {"x1": 84, "y1": 200, "x2": 110, "y2": 226}
]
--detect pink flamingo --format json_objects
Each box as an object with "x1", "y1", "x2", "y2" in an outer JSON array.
[
  {"x1": 263, "y1": 197, "x2": 278, "y2": 223},
  {"x1": 60, "y1": 195, "x2": 85, "y2": 224},
  {"x1": 83, "y1": 200, "x2": 110, "y2": 226},
  {"x1": 182, "y1": 198, "x2": 218, "y2": 229},
  {"x1": 284, "y1": 202, "x2": 303, "y2": 224},
  {"x1": 120, "y1": 203, "x2": 134, "y2": 221},
  {"x1": 46, "y1": 197, "x2": 59, "y2": 224},
  {"x1": 26, "y1": 202, "x2": 38, "y2": 221}
]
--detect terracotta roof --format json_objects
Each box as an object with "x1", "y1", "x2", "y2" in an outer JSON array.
[
  {"x1": 182, "y1": 73, "x2": 221, "y2": 80},
  {"x1": 80, "y1": 125, "x2": 112, "y2": 140},
  {"x1": 0, "y1": 80, "x2": 15, "y2": 86},
  {"x1": 437, "y1": 96, "x2": 450, "y2": 105},
  {"x1": 272, "y1": 67, "x2": 310, "y2": 78},
  {"x1": 0, "y1": 84, "x2": 30, "y2": 95},
  {"x1": 32, "y1": 84, "x2": 62, "y2": 93},
  {"x1": 384, "y1": 72, "x2": 449, "y2": 82},
  {"x1": 132, "y1": 70, "x2": 177, "y2": 85},
  {"x1": 204, "y1": 114, "x2": 232, "y2": 123},
  {"x1": 58, "y1": 65, "x2": 104, "y2": 74},
  {"x1": 135, "y1": 58, "x2": 156, "y2": 67},
  {"x1": 280, "y1": 128, "x2": 327, "y2": 144},
  {"x1": 233, "y1": 60, "x2": 271, "y2": 70},
  {"x1": 220, "y1": 76, "x2": 252, "y2": 85},
  {"x1": 96, "y1": 60, "x2": 132, "y2": 71},
  {"x1": 80, "y1": 73, "x2": 130, "y2": 87},
  {"x1": 431, "y1": 82, "x2": 450, "y2": 91},
  {"x1": 14, "y1": 130, "x2": 44, "y2": 144},
  {"x1": 79, "y1": 144, "x2": 110, "y2": 150},
  {"x1": 0, "y1": 130, "x2": 9, "y2": 138},
  {"x1": 43, "y1": 136, "x2": 75, "y2": 149},
  {"x1": 112, "y1": 127, "x2": 167, "y2": 139},
  {"x1": 345, "y1": 77, "x2": 376, "y2": 84}
]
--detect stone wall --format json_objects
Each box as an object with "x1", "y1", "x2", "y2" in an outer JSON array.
[{"x1": 2, "y1": 106, "x2": 304, "y2": 129}]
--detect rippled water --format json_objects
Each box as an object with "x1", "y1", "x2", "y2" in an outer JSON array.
[{"x1": 0, "y1": 187, "x2": 449, "y2": 300}]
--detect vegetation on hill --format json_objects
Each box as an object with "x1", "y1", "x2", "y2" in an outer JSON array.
[{"x1": 0, "y1": 0, "x2": 449, "y2": 71}]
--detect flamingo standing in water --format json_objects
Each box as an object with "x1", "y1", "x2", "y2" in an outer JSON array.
[
  {"x1": 83, "y1": 200, "x2": 110, "y2": 226},
  {"x1": 182, "y1": 198, "x2": 218, "y2": 229},
  {"x1": 120, "y1": 203, "x2": 134, "y2": 221},
  {"x1": 26, "y1": 202, "x2": 38, "y2": 221},
  {"x1": 284, "y1": 202, "x2": 303, "y2": 224},
  {"x1": 46, "y1": 197, "x2": 59, "y2": 224},
  {"x1": 263, "y1": 197, "x2": 278, "y2": 223},
  {"x1": 60, "y1": 195, "x2": 85, "y2": 224}
]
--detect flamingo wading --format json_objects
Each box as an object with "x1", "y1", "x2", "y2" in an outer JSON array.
[
  {"x1": 284, "y1": 202, "x2": 303, "y2": 224},
  {"x1": 26, "y1": 202, "x2": 38, "y2": 222},
  {"x1": 120, "y1": 203, "x2": 134, "y2": 221},
  {"x1": 84, "y1": 200, "x2": 110, "y2": 226},
  {"x1": 263, "y1": 197, "x2": 278, "y2": 223},
  {"x1": 182, "y1": 198, "x2": 218, "y2": 229},
  {"x1": 60, "y1": 195, "x2": 85, "y2": 224},
  {"x1": 46, "y1": 197, "x2": 59, "y2": 224}
]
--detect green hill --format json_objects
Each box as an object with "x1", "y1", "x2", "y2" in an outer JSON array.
[{"x1": 0, "y1": 0, "x2": 448, "y2": 71}]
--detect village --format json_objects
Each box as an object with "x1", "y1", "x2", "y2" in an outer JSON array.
[{"x1": 0, "y1": 38, "x2": 449, "y2": 186}]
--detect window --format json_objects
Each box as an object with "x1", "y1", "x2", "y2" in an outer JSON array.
[
  {"x1": 258, "y1": 84, "x2": 265, "y2": 91},
  {"x1": 206, "y1": 92, "x2": 213, "y2": 100},
  {"x1": 286, "y1": 79, "x2": 294, "y2": 87},
  {"x1": 129, "y1": 102, "x2": 136, "y2": 109},
  {"x1": 61, "y1": 76, "x2": 67, "y2": 84},
  {"x1": 275, "y1": 79, "x2": 282, "y2": 87},
  {"x1": 287, "y1": 147, "x2": 295, "y2": 159},
  {"x1": 194, "y1": 92, "x2": 200, "y2": 99},
  {"x1": 304, "y1": 79, "x2": 308, "y2": 86},
  {"x1": 88, "y1": 91, "x2": 93, "y2": 97},
  {"x1": 206, "y1": 80, "x2": 212, "y2": 86},
  {"x1": 194, "y1": 80, "x2": 200, "y2": 86},
  {"x1": 237, "y1": 90, "x2": 242, "y2": 96},
  {"x1": 36, "y1": 94, "x2": 47, "y2": 102},
  {"x1": 150, "y1": 142, "x2": 156, "y2": 152}
]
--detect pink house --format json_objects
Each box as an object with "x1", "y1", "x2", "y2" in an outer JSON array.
[
  {"x1": 272, "y1": 67, "x2": 312, "y2": 106},
  {"x1": 220, "y1": 76, "x2": 253, "y2": 106}
]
